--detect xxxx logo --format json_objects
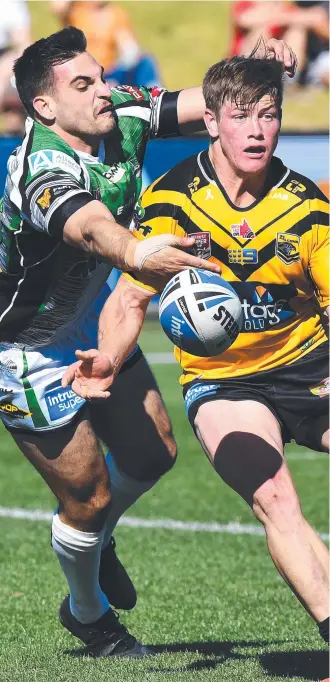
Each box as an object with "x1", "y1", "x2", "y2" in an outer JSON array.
[{"x1": 37, "y1": 188, "x2": 51, "y2": 210}]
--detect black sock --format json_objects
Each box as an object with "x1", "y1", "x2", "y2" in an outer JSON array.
[{"x1": 318, "y1": 616, "x2": 329, "y2": 644}]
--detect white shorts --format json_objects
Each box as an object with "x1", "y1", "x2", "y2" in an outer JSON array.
[{"x1": 0, "y1": 285, "x2": 139, "y2": 432}]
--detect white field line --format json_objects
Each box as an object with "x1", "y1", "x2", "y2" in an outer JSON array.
[
  {"x1": 0, "y1": 506, "x2": 328, "y2": 541},
  {"x1": 146, "y1": 352, "x2": 175, "y2": 364}
]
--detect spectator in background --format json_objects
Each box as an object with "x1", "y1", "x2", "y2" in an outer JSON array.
[
  {"x1": 0, "y1": 0, "x2": 31, "y2": 136},
  {"x1": 231, "y1": 1, "x2": 329, "y2": 87},
  {"x1": 50, "y1": 1, "x2": 162, "y2": 87}
]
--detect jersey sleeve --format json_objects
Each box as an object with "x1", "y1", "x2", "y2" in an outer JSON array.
[
  {"x1": 123, "y1": 178, "x2": 187, "y2": 292},
  {"x1": 14, "y1": 152, "x2": 93, "y2": 240},
  {"x1": 306, "y1": 192, "x2": 329, "y2": 308},
  {"x1": 111, "y1": 85, "x2": 181, "y2": 139}
]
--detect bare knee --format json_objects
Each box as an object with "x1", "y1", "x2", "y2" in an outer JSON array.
[
  {"x1": 60, "y1": 469, "x2": 112, "y2": 532},
  {"x1": 252, "y1": 467, "x2": 302, "y2": 531}
]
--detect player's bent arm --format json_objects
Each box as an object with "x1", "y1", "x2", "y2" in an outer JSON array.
[
  {"x1": 98, "y1": 276, "x2": 153, "y2": 374},
  {"x1": 62, "y1": 277, "x2": 153, "y2": 398},
  {"x1": 63, "y1": 200, "x2": 136, "y2": 271},
  {"x1": 63, "y1": 199, "x2": 220, "y2": 276}
]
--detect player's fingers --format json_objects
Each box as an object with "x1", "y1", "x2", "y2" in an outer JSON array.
[
  {"x1": 285, "y1": 46, "x2": 297, "y2": 77},
  {"x1": 62, "y1": 364, "x2": 79, "y2": 388},
  {"x1": 179, "y1": 253, "x2": 221, "y2": 273},
  {"x1": 81, "y1": 385, "x2": 111, "y2": 400},
  {"x1": 75, "y1": 349, "x2": 98, "y2": 361}
]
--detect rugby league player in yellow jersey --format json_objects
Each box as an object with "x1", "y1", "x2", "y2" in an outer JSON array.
[{"x1": 63, "y1": 51, "x2": 330, "y2": 643}]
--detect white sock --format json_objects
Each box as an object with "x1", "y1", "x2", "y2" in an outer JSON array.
[
  {"x1": 52, "y1": 513, "x2": 109, "y2": 624},
  {"x1": 102, "y1": 452, "x2": 158, "y2": 549}
]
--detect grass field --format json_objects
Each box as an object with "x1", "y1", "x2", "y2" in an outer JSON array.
[{"x1": 0, "y1": 320, "x2": 328, "y2": 682}]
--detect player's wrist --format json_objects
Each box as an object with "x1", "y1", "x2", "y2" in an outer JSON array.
[{"x1": 123, "y1": 239, "x2": 137, "y2": 270}]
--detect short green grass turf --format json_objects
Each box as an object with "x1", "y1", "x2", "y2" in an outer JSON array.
[{"x1": 0, "y1": 320, "x2": 328, "y2": 681}]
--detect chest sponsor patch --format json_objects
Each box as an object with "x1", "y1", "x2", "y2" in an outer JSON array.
[
  {"x1": 45, "y1": 383, "x2": 85, "y2": 421},
  {"x1": 228, "y1": 248, "x2": 258, "y2": 264},
  {"x1": 28, "y1": 150, "x2": 82, "y2": 180},
  {"x1": 230, "y1": 219, "x2": 255, "y2": 239},
  {"x1": 309, "y1": 377, "x2": 330, "y2": 398},
  {"x1": 276, "y1": 233, "x2": 300, "y2": 265},
  {"x1": 189, "y1": 232, "x2": 211, "y2": 259}
]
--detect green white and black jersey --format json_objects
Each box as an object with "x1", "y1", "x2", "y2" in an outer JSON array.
[{"x1": 0, "y1": 85, "x2": 180, "y2": 347}]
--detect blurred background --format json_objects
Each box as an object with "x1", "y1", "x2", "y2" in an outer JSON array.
[{"x1": 0, "y1": 1, "x2": 328, "y2": 192}]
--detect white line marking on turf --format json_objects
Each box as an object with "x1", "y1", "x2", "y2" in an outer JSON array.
[
  {"x1": 146, "y1": 352, "x2": 175, "y2": 364},
  {"x1": 0, "y1": 506, "x2": 328, "y2": 541}
]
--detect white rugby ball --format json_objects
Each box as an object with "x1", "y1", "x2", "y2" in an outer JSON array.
[{"x1": 159, "y1": 268, "x2": 243, "y2": 357}]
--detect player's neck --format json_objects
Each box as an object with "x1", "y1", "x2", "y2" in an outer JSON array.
[
  {"x1": 46, "y1": 122, "x2": 100, "y2": 156},
  {"x1": 208, "y1": 146, "x2": 268, "y2": 208}
]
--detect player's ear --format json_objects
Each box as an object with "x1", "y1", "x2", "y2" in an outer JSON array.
[
  {"x1": 33, "y1": 95, "x2": 56, "y2": 123},
  {"x1": 204, "y1": 109, "x2": 219, "y2": 139}
]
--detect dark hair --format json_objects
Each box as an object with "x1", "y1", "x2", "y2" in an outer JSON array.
[
  {"x1": 203, "y1": 45, "x2": 283, "y2": 119},
  {"x1": 14, "y1": 27, "x2": 87, "y2": 118}
]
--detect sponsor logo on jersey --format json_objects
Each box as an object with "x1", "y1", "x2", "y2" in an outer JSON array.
[
  {"x1": 0, "y1": 393, "x2": 31, "y2": 420},
  {"x1": 230, "y1": 219, "x2": 255, "y2": 239},
  {"x1": 114, "y1": 85, "x2": 144, "y2": 100},
  {"x1": 45, "y1": 383, "x2": 84, "y2": 421},
  {"x1": 231, "y1": 282, "x2": 297, "y2": 332},
  {"x1": 309, "y1": 377, "x2": 330, "y2": 398},
  {"x1": 0, "y1": 357, "x2": 17, "y2": 377},
  {"x1": 228, "y1": 248, "x2": 258, "y2": 264},
  {"x1": 275, "y1": 233, "x2": 300, "y2": 265},
  {"x1": 37, "y1": 187, "x2": 52, "y2": 210},
  {"x1": 103, "y1": 165, "x2": 125, "y2": 184},
  {"x1": 28, "y1": 150, "x2": 81, "y2": 180},
  {"x1": 269, "y1": 191, "x2": 288, "y2": 200},
  {"x1": 189, "y1": 232, "x2": 211, "y2": 259},
  {"x1": 286, "y1": 180, "x2": 306, "y2": 195},
  {"x1": 299, "y1": 338, "x2": 315, "y2": 353},
  {"x1": 184, "y1": 383, "x2": 219, "y2": 411},
  {"x1": 188, "y1": 177, "x2": 200, "y2": 195}
]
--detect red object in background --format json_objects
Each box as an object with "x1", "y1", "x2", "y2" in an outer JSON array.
[{"x1": 231, "y1": 0, "x2": 286, "y2": 55}]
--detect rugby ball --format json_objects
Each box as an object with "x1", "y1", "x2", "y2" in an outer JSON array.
[{"x1": 159, "y1": 269, "x2": 243, "y2": 357}]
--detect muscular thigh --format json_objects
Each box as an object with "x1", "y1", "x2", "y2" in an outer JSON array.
[
  {"x1": 11, "y1": 410, "x2": 109, "y2": 527},
  {"x1": 90, "y1": 354, "x2": 176, "y2": 480},
  {"x1": 195, "y1": 400, "x2": 285, "y2": 506}
]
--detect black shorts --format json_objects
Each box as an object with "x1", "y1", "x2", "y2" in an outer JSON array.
[{"x1": 183, "y1": 342, "x2": 329, "y2": 452}]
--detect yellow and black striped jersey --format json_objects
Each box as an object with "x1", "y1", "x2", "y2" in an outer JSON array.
[{"x1": 125, "y1": 151, "x2": 329, "y2": 384}]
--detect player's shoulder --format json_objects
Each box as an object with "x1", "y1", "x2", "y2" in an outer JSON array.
[
  {"x1": 144, "y1": 152, "x2": 204, "y2": 201},
  {"x1": 274, "y1": 156, "x2": 329, "y2": 204},
  {"x1": 23, "y1": 119, "x2": 85, "y2": 184}
]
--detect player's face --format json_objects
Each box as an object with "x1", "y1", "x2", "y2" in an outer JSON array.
[
  {"x1": 51, "y1": 51, "x2": 116, "y2": 140},
  {"x1": 216, "y1": 96, "x2": 280, "y2": 175}
]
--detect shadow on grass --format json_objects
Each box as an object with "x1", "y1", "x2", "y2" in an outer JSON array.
[{"x1": 64, "y1": 639, "x2": 328, "y2": 679}]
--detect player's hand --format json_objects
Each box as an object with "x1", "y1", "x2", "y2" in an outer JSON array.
[
  {"x1": 264, "y1": 38, "x2": 297, "y2": 78},
  {"x1": 62, "y1": 349, "x2": 114, "y2": 399},
  {"x1": 126, "y1": 234, "x2": 221, "y2": 277}
]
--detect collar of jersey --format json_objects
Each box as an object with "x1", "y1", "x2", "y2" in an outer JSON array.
[{"x1": 201, "y1": 150, "x2": 288, "y2": 213}]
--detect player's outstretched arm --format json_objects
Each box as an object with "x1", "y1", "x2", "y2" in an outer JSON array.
[
  {"x1": 63, "y1": 200, "x2": 220, "y2": 276},
  {"x1": 177, "y1": 38, "x2": 296, "y2": 132},
  {"x1": 62, "y1": 276, "x2": 152, "y2": 398}
]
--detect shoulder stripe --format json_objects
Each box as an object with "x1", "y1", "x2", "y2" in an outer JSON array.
[{"x1": 116, "y1": 106, "x2": 151, "y2": 123}]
